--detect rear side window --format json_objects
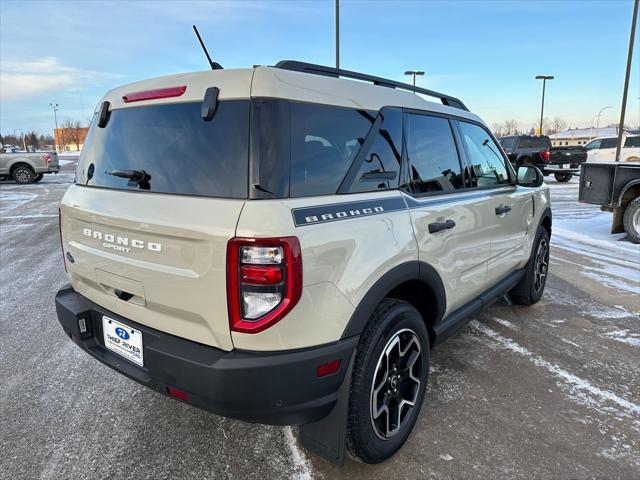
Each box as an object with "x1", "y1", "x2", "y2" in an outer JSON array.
[
  {"x1": 600, "y1": 138, "x2": 618, "y2": 149},
  {"x1": 405, "y1": 114, "x2": 464, "y2": 193},
  {"x1": 457, "y1": 121, "x2": 510, "y2": 188},
  {"x1": 289, "y1": 103, "x2": 374, "y2": 197},
  {"x1": 77, "y1": 101, "x2": 249, "y2": 198},
  {"x1": 347, "y1": 108, "x2": 403, "y2": 194},
  {"x1": 625, "y1": 136, "x2": 640, "y2": 148}
]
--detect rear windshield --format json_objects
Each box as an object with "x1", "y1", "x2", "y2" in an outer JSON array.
[
  {"x1": 499, "y1": 137, "x2": 516, "y2": 150},
  {"x1": 77, "y1": 100, "x2": 249, "y2": 198}
]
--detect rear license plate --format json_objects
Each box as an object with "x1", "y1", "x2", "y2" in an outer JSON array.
[
  {"x1": 562, "y1": 164, "x2": 571, "y2": 169},
  {"x1": 102, "y1": 316, "x2": 144, "y2": 366}
]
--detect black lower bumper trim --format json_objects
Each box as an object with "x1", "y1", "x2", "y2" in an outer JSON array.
[{"x1": 55, "y1": 286, "x2": 358, "y2": 425}]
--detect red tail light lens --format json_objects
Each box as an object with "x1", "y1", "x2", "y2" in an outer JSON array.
[
  {"x1": 227, "y1": 237, "x2": 302, "y2": 333},
  {"x1": 122, "y1": 85, "x2": 187, "y2": 103},
  {"x1": 167, "y1": 386, "x2": 189, "y2": 402},
  {"x1": 317, "y1": 359, "x2": 341, "y2": 377},
  {"x1": 58, "y1": 207, "x2": 67, "y2": 272},
  {"x1": 540, "y1": 150, "x2": 551, "y2": 163}
]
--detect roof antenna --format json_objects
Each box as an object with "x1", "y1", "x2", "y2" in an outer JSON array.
[{"x1": 192, "y1": 25, "x2": 223, "y2": 70}]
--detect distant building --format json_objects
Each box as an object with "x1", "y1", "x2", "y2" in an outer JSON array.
[
  {"x1": 549, "y1": 127, "x2": 626, "y2": 146},
  {"x1": 54, "y1": 126, "x2": 89, "y2": 152}
]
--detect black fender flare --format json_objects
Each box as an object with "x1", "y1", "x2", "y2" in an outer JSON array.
[
  {"x1": 539, "y1": 206, "x2": 552, "y2": 234},
  {"x1": 340, "y1": 260, "x2": 446, "y2": 339}
]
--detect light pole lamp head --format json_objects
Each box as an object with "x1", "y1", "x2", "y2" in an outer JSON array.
[
  {"x1": 404, "y1": 70, "x2": 425, "y2": 76},
  {"x1": 535, "y1": 75, "x2": 554, "y2": 80}
]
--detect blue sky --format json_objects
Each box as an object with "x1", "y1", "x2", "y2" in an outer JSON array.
[{"x1": 1, "y1": 0, "x2": 639, "y2": 135}]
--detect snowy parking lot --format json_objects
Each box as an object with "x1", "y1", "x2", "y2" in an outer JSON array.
[{"x1": 1, "y1": 165, "x2": 639, "y2": 479}]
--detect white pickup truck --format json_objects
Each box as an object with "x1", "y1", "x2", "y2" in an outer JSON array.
[{"x1": 0, "y1": 144, "x2": 60, "y2": 183}]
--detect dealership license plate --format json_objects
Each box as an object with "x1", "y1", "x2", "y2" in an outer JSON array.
[{"x1": 102, "y1": 316, "x2": 144, "y2": 366}]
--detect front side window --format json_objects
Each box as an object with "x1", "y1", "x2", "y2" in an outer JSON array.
[
  {"x1": 457, "y1": 121, "x2": 510, "y2": 188},
  {"x1": 585, "y1": 139, "x2": 601, "y2": 150},
  {"x1": 289, "y1": 103, "x2": 374, "y2": 197},
  {"x1": 405, "y1": 114, "x2": 464, "y2": 193}
]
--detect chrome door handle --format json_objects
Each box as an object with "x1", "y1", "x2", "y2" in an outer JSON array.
[
  {"x1": 495, "y1": 205, "x2": 512, "y2": 215},
  {"x1": 428, "y1": 219, "x2": 456, "y2": 233}
]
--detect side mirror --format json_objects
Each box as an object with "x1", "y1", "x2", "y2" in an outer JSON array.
[{"x1": 517, "y1": 165, "x2": 543, "y2": 187}]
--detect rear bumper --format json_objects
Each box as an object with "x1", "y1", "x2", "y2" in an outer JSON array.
[
  {"x1": 55, "y1": 286, "x2": 358, "y2": 425},
  {"x1": 542, "y1": 163, "x2": 581, "y2": 174},
  {"x1": 35, "y1": 165, "x2": 60, "y2": 173}
]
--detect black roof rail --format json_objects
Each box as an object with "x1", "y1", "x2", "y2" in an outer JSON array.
[{"x1": 273, "y1": 60, "x2": 469, "y2": 111}]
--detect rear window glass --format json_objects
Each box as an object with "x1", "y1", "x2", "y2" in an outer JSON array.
[
  {"x1": 405, "y1": 114, "x2": 464, "y2": 193},
  {"x1": 77, "y1": 101, "x2": 249, "y2": 198},
  {"x1": 625, "y1": 136, "x2": 640, "y2": 148},
  {"x1": 499, "y1": 137, "x2": 516, "y2": 150},
  {"x1": 289, "y1": 103, "x2": 374, "y2": 197}
]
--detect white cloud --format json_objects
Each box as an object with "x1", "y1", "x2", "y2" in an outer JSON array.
[{"x1": 0, "y1": 57, "x2": 119, "y2": 101}]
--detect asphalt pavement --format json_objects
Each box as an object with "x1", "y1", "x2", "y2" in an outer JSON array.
[{"x1": 1, "y1": 165, "x2": 638, "y2": 479}]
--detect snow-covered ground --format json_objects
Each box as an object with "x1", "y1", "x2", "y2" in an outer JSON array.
[{"x1": 547, "y1": 177, "x2": 640, "y2": 296}]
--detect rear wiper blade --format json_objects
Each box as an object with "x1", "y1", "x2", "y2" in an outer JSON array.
[
  {"x1": 106, "y1": 169, "x2": 151, "y2": 190},
  {"x1": 106, "y1": 169, "x2": 146, "y2": 179}
]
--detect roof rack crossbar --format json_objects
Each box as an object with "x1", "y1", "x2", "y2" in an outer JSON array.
[{"x1": 274, "y1": 60, "x2": 469, "y2": 111}]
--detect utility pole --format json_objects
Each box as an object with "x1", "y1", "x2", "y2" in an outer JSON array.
[
  {"x1": 50, "y1": 103, "x2": 59, "y2": 151},
  {"x1": 335, "y1": 0, "x2": 340, "y2": 69},
  {"x1": 404, "y1": 70, "x2": 425, "y2": 91},
  {"x1": 535, "y1": 75, "x2": 554, "y2": 136},
  {"x1": 615, "y1": 0, "x2": 638, "y2": 162}
]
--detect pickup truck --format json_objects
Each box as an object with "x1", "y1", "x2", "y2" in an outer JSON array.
[
  {"x1": 0, "y1": 144, "x2": 60, "y2": 183},
  {"x1": 579, "y1": 162, "x2": 640, "y2": 243},
  {"x1": 499, "y1": 135, "x2": 587, "y2": 182}
]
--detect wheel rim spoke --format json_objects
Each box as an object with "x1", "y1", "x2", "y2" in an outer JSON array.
[{"x1": 370, "y1": 328, "x2": 423, "y2": 440}]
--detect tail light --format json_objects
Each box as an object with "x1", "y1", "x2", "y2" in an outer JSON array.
[
  {"x1": 58, "y1": 207, "x2": 67, "y2": 272},
  {"x1": 540, "y1": 150, "x2": 551, "y2": 163},
  {"x1": 227, "y1": 237, "x2": 302, "y2": 333},
  {"x1": 42, "y1": 153, "x2": 52, "y2": 163}
]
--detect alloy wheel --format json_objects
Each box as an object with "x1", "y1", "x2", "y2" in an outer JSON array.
[{"x1": 370, "y1": 328, "x2": 422, "y2": 440}]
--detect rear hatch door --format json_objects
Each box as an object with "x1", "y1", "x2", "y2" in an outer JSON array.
[{"x1": 61, "y1": 82, "x2": 251, "y2": 351}]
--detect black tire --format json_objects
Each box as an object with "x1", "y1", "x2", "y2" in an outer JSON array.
[
  {"x1": 33, "y1": 173, "x2": 44, "y2": 183},
  {"x1": 347, "y1": 299, "x2": 430, "y2": 464},
  {"x1": 12, "y1": 165, "x2": 35, "y2": 184},
  {"x1": 622, "y1": 197, "x2": 640, "y2": 244},
  {"x1": 554, "y1": 172, "x2": 572, "y2": 182},
  {"x1": 510, "y1": 227, "x2": 550, "y2": 305}
]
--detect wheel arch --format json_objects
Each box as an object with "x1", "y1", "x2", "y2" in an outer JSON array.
[
  {"x1": 340, "y1": 261, "x2": 446, "y2": 347},
  {"x1": 10, "y1": 160, "x2": 36, "y2": 173},
  {"x1": 616, "y1": 180, "x2": 640, "y2": 209}
]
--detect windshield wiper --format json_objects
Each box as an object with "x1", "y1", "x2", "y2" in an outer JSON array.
[{"x1": 106, "y1": 169, "x2": 151, "y2": 190}]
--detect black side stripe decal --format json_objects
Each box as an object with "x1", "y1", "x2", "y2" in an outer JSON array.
[
  {"x1": 291, "y1": 188, "x2": 516, "y2": 227},
  {"x1": 292, "y1": 197, "x2": 406, "y2": 227}
]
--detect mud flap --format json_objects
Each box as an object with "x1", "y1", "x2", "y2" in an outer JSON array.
[
  {"x1": 298, "y1": 351, "x2": 355, "y2": 466},
  {"x1": 611, "y1": 206, "x2": 625, "y2": 234}
]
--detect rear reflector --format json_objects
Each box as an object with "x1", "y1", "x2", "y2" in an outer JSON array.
[
  {"x1": 167, "y1": 386, "x2": 189, "y2": 402},
  {"x1": 316, "y1": 359, "x2": 341, "y2": 377},
  {"x1": 122, "y1": 85, "x2": 187, "y2": 103}
]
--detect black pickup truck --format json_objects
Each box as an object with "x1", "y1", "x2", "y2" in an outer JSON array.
[
  {"x1": 498, "y1": 135, "x2": 587, "y2": 182},
  {"x1": 580, "y1": 162, "x2": 640, "y2": 243}
]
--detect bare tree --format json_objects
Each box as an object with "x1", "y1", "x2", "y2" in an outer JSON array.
[
  {"x1": 61, "y1": 119, "x2": 83, "y2": 151},
  {"x1": 491, "y1": 123, "x2": 504, "y2": 137},
  {"x1": 548, "y1": 117, "x2": 567, "y2": 135},
  {"x1": 503, "y1": 119, "x2": 519, "y2": 136}
]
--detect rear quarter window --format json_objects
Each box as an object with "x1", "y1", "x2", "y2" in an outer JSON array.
[
  {"x1": 289, "y1": 103, "x2": 375, "y2": 197},
  {"x1": 77, "y1": 100, "x2": 249, "y2": 198}
]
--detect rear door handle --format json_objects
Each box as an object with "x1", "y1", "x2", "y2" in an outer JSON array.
[
  {"x1": 495, "y1": 205, "x2": 512, "y2": 215},
  {"x1": 428, "y1": 219, "x2": 456, "y2": 233}
]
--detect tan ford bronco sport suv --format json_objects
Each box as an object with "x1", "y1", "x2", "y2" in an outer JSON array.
[{"x1": 55, "y1": 61, "x2": 551, "y2": 464}]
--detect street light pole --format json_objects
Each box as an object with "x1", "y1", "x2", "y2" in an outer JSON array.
[
  {"x1": 335, "y1": 0, "x2": 340, "y2": 69},
  {"x1": 535, "y1": 75, "x2": 554, "y2": 136},
  {"x1": 50, "y1": 103, "x2": 59, "y2": 152},
  {"x1": 404, "y1": 70, "x2": 425, "y2": 91},
  {"x1": 595, "y1": 106, "x2": 613, "y2": 132}
]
